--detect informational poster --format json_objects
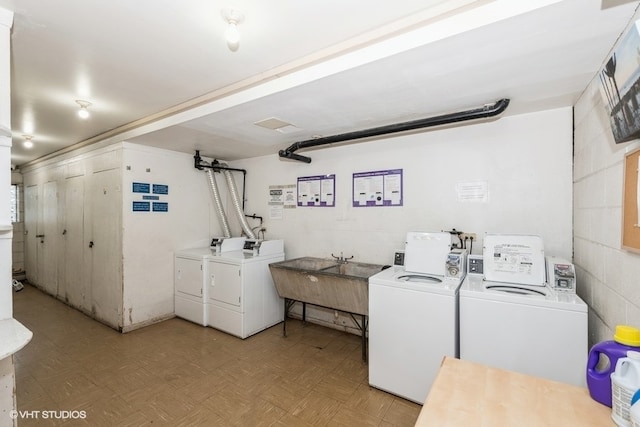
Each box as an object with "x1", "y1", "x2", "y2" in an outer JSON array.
[
  {"x1": 297, "y1": 175, "x2": 335, "y2": 207},
  {"x1": 268, "y1": 184, "x2": 297, "y2": 218},
  {"x1": 132, "y1": 181, "x2": 169, "y2": 212},
  {"x1": 352, "y1": 169, "x2": 403, "y2": 207},
  {"x1": 456, "y1": 181, "x2": 489, "y2": 203},
  {"x1": 268, "y1": 186, "x2": 284, "y2": 220}
]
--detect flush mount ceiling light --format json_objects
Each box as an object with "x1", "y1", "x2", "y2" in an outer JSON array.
[
  {"x1": 221, "y1": 9, "x2": 244, "y2": 52},
  {"x1": 22, "y1": 134, "x2": 33, "y2": 149},
  {"x1": 75, "y1": 100, "x2": 92, "y2": 119}
]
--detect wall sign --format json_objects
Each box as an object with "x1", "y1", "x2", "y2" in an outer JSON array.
[
  {"x1": 297, "y1": 175, "x2": 335, "y2": 207},
  {"x1": 132, "y1": 182, "x2": 169, "y2": 212},
  {"x1": 133, "y1": 201, "x2": 150, "y2": 212},
  {"x1": 132, "y1": 182, "x2": 150, "y2": 193},
  {"x1": 352, "y1": 169, "x2": 403, "y2": 207}
]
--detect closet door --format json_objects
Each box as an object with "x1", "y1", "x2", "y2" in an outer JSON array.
[
  {"x1": 40, "y1": 181, "x2": 59, "y2": 296},
  {"x1": 88, "y1": 168, "x2": 122, "y2": 329},
  {"x1": 61, "y1": 175, "x2": 86, "y2": 310},
  {"x1": 23, "y1": 184, "x2": 39, "y2": 285}
]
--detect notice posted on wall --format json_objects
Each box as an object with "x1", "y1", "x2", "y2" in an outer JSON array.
[
  {"x1": 456, "y1": 181, "x2": 488, "y2": 203},
  {"x1": 132, "y1": 181, "x2": 169, "y2": 213},
  {"x1": 268, "y1": 184, "x2": 298, "y2": 219},
  {"x1": 352, "y1": 169, "x2": 403, "y2": 207},
  {"x1": 297, "y1": 175, "x2": 335, "y2": 207}
]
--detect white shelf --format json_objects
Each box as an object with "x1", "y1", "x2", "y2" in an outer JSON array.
[{"x1": 0, "y1": 318, "x2": 32, "y2": 360}]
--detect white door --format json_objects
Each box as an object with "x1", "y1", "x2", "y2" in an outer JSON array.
[
  {"x1": 24, "y1": 184, "x2": 39, "y2": 285},
  {"x1": 62, "y1": 175, "x2": 86, "y2": 309},
  {"x1": 175, "y1": 257, "x2": 203, "y2": 297},
  {"x1": 88, "y1": 168, "x2": 122, "y2": 329},
  {"x1": 209, "y1": 260, "x2": 241, "y2": 307},
  {"x1": 40, "y1": 181, "x2": 59, "y2": 296}
]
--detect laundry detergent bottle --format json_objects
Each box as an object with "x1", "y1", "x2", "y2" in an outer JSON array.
[
  {"x1": 587, "y1": 325, "x2": 640, "y2": 407},
  {"x1": 612, "y1": 351, "x2": 640, "y2": 427}
]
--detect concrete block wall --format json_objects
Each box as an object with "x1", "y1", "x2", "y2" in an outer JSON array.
[{"x1": 574, "y1": 9, "x2": 640, "y2": 346}]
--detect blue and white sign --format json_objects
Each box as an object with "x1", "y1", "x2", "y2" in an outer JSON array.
[
  {"x1": 132, "y1": 182, "x2": 169, "y2": 212},
  {"x1": 153, "y1": 202, "x2": 168, "y2": 212},
  {"x1": 132, "y1": 182, "x2": 150, "y2": 193},
  {"x1": 133, "y1": 201, "x2": 151, "y2": 212},
  {"x1": 153, "y1": 184, "x2": 169, "y2": 195}
]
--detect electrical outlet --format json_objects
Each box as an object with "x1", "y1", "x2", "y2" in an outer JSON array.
[{"x1": 461, "y1": 233, "x2": 476, "y2": 242}]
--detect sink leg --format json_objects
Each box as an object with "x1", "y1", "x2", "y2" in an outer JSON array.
[
  {"x1": 303, "y1": 302, "x2": 307, "y2": 323},
  {"x1": 283, "y1": 298, "x2": 288, "y2": 337},
  {"x1": 362, "y1": 315, "x2": 367, "y2": 363}
]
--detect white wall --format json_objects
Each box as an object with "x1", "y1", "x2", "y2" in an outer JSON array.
[
  {"x1": 121, "y1": 144, "x2": 223, "y2": 330},
  {"x1": 230, "y1": 108, "x2": 574, "y2": 264},
  {"x1": 226, "y1": 108, "x2": 573, "y2": 331},
  {"x1": 574, "y1": 8, "x2": 640, "y2": 346}
]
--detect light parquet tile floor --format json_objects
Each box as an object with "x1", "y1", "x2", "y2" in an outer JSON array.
[{"x1": 12, "y1": 284, "x2": 421, "y2": 426}]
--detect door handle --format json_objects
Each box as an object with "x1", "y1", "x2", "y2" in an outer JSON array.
[
  {"x1": 89, "y1": 241, "x2": 94, "y2": 248},
  {"x1": 35, "y1": 234, "x2": 44, "y2": 238}
]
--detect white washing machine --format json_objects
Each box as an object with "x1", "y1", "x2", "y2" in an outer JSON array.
[
  {"x1": 207, "y1": 240, "x2": 284, "y2": 339},
  {"x1": 459, "y1": 234, "x2": 588, "y2": 386},
  {"x1": 369, "y1": 266, "x2": 463, "y2": 404}
]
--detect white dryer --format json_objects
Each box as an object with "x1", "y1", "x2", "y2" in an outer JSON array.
[
  {"x1": 459, "y1": 234, "x2": 587, "y2": 386},
  {"x1": 368, "y1": 266, "x2": 462, "y2": 404},
  {"x1": 174, "y1": 247, "x2": 214, "y2": 326},
  {"x1": 207, "y1": 240, "x2": 284, "y2": 339}
]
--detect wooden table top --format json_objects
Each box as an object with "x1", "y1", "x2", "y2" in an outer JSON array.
[{"x1": 415, "y1": 357, "x2": 613, "y2": 426}]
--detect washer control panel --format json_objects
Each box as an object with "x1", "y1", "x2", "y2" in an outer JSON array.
[{"x1": 467, "y1": 254, "x2": 483, "y2": 275}]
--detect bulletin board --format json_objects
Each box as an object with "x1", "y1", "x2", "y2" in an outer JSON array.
[{"x1": 622, "y1": 147, "x2": 640, "y2": 252}]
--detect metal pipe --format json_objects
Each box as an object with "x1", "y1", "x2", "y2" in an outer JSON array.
[{"x1": 279, "y1": 98, "x2": 510, "y2": 163}]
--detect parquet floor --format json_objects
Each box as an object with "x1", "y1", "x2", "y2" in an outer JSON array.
[{"x1": 12, "y1": 284, "x2": 421, "y2": 426}]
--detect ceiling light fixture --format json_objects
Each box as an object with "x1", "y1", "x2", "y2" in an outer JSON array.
[
  {"x1": 221, "y1": 9, "x2": 244, "y2": 52},
  {"x1": 75, "y1": 100, "x2": 92, "y2": 119},
  {"x1": 22, "y1": 134, "x2": 33, "y2": 149}
]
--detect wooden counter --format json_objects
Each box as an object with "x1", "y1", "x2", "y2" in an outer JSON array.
[{"x1": 415, "y1": 357, "x2": 613, "y2": 426}]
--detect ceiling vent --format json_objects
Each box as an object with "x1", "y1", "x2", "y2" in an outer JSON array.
[{"x1": 254, "y1": 117, "x2": 300, "y2": 134}]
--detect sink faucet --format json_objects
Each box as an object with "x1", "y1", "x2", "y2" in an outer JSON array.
[{"x1": 331, "y1": 252, "x2": 354, "y2": 264}]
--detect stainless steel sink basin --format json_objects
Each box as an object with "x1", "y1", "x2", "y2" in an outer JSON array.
[
  {"x1": 268, "y1": 257, "x2": 386, "y2": 315},
  {"x1": 318, "y1": 262, "x2": 385, "y2": 279}
]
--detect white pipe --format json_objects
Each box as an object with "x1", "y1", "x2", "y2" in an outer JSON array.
[
  {"x1": 206, "y1": 169, "x2": 232, "y2": 238},
  {"x1": 223, "y1": 169, "x2": 256, "y2": 239}
]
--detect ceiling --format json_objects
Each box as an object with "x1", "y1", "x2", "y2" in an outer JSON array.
[{"x1": 2, "y1": 0, "x2": 639, "y2": 167}]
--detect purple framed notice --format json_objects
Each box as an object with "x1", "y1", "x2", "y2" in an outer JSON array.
[
  {"x1": 297, "y1": 174, "x2": 335, "y2": 207},
  {"x1": 352, "y1": 169, "x2": 403, "y2": 207}
]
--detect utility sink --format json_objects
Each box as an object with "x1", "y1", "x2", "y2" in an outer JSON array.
[{"x1": 268, "y1": 257, "x2": 386, "y2": 315}]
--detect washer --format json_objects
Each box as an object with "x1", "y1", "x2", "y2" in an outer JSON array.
[
  {"x1": 459, "y1": 273, "x2": 588, "y2": 386},
  {"x1": 368, "y1": 266, "x2": 462, "y2": 404}
]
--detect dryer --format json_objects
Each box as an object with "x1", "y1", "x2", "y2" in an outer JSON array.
[
  {"x1": 207, "y1": 240, "x2": 284, "y2": 339},
  {"x1": 174, "y1": 247, "x2": 214, "y2": 326},
  {"x1": 459, "y1": 234, "x2": 587, "y2": 386}
]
